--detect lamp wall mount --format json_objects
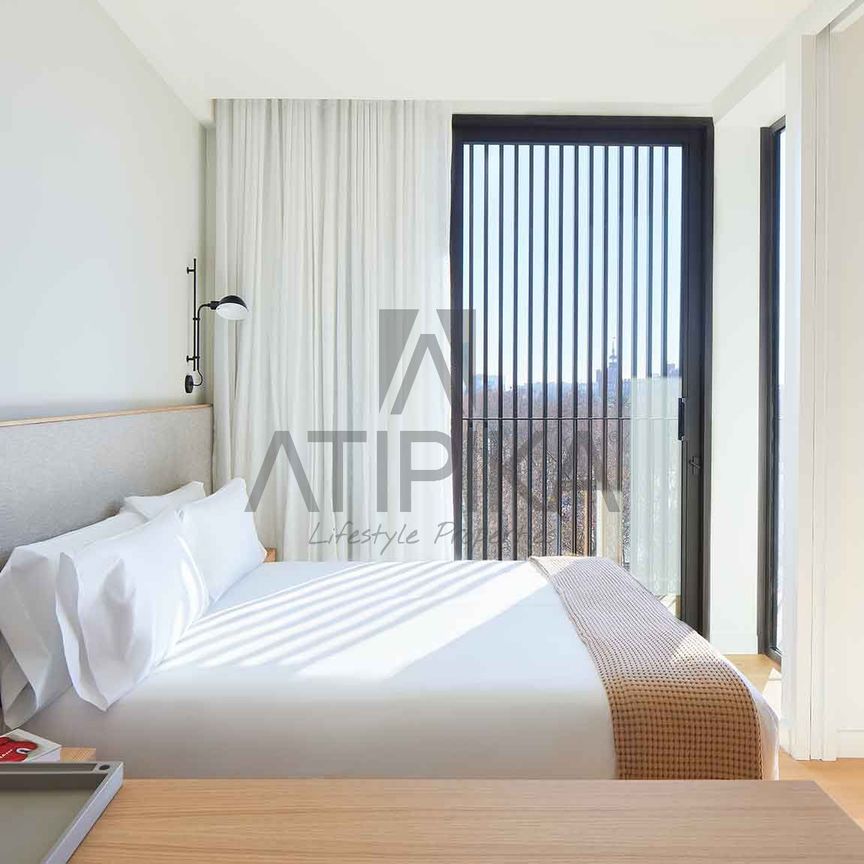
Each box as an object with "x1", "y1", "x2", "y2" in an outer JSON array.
[{"x1": 184, "y1": 258, "x2": 248, "y2": 394}]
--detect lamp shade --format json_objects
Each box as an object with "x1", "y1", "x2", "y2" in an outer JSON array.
[{"x1": 215, "y1": 295, "x2": 249, "y2": 320}]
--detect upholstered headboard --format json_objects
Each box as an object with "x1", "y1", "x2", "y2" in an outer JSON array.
[{"x1": 0, "y1": 405, "x2": 213, "y2": 566}]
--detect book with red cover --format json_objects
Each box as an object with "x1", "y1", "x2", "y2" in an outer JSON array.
[{"x1": 0, "y1": 728, "x2": 61, "y2": 762}]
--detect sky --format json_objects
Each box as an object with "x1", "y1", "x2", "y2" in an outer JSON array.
[{"x1": 462, "y1": 142, "x2": 683, "y2": 391}]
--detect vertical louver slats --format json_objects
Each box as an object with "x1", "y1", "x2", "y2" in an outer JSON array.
[{"x1": 458, "y1": 141, "x2": 681, "y2": 567}]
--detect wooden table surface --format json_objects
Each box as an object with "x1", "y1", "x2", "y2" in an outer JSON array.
[
  {"x1": 60, "y1": 747, "x2": 97, "y2": 763},
  {"x1": 70, "y1": 779, "x2": 864, "y2": 863}
]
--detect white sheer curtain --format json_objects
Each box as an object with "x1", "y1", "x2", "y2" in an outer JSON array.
[
  {"x1": 212, "y1": 100, "x2": 453, "y2": 561},
  {"x1": 629, "y1": 376, "x2": 681, "y2": 596}
]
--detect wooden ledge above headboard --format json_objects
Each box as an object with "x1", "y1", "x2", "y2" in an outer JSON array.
[
  {"x1": 0, "y1": 405, "x2": 213, "y2": 566},
  {"x1": 0, "y1": 403, "x2": 211, "y2": 428}
]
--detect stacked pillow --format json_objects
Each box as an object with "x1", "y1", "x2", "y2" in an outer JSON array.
[
  {"x1": 55, "y1": 510, "x2": 208, "y2": 710},
  {"x1": 121, "y1": 480, "x2": 206, "y2": 519},
  {"x1": 0, "y1": 478, "x2": 266, "y2": 721},
  {"x1": 176, "y1": 478, "x2": 266, "y2": 601},
  {"x1": 0, "y1": 509, "x2": 145, "y2": 727}
]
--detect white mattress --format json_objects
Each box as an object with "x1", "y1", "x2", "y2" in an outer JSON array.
[{"x1": 28, "y1": 559, "x2": 778, "y2": 779}]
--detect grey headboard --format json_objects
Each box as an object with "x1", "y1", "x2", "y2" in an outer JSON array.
[{"x1": 0, "y1": 405, "x2": 213, "y2": 566}]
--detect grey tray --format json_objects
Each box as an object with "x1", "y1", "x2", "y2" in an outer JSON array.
[{"x1": 0, "y1": 761, "x2": 123, "y2": 864}]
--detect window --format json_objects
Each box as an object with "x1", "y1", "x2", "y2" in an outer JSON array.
[
  {"x1": 450, "y1": 117, "x2": 713, "y2": 632},
  {"x1": 759, "y1": 117, "x2": 786, "y2": 663}
]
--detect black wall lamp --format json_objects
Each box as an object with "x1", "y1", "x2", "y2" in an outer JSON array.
[{"x1": 185, "y1": 258, "x2": 249, "y2": 393}]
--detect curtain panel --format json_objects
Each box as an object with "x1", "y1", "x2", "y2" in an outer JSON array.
[{"x1": 212, "y1": 99, "x2": 454, "y2": 561}]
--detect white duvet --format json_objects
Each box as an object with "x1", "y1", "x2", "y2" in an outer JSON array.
[{"x1": 28, "y1": 559, "x2": 777, "y2": 779}]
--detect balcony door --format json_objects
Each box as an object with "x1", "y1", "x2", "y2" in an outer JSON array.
[{"x1": 450, "y1": 117, "x2": 712, "y2": 632}]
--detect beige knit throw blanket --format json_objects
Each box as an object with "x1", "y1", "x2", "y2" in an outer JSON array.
[{"x1": 531, "y1": 556, "x2": 763, "y2": 780}]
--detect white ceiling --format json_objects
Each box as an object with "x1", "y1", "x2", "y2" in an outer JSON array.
[{"x1": 97, "y1": 0, "x2": 812, "y2": 122}]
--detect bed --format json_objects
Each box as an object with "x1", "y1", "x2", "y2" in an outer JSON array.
[
  {"x1": 27, "y1": 558, "x2": 778, "y2": 779},
  {"x1": 1, "y1": 407, "x2": 778, "y2": 781}
]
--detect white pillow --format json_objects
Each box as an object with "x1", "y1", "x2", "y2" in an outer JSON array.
[
  {"x1": 0, "y1": 637, "x2": 28, "y2": 727},
  {"x1": 55, "y1": 510, "x2": 207, "y2": 711},
  {"x1": 0, "y1": 510, "x2": 145, "y2": 727},
  {"x1": 121, "y1": 481, "x2": 206, "y2": 520},
  {"x1": 179, "y1": 478, "x2": 265, "y2": 601}
]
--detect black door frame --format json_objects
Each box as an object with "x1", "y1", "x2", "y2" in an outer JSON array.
[
  {"x1": 758, "y1": 116, "x2": 786, "y2": 664},
  {"x1": 449, "y1": 115, "x2": 714, "y2": 636}
]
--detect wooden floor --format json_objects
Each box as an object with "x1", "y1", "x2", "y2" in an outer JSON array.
[{"x1": 729, "y1": 654, "x2": 864, "y2": 829}]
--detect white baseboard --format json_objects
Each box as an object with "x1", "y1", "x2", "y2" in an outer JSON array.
[
  {"x1": 836, "y1": 730, "x2": 864, "y2": 758},
  {"x1": 710, "y1": 631, "x2": 759, "y2": 654}
]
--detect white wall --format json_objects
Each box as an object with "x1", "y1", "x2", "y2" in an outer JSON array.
[
  {"x1": 823, "y1": 10, "x2": 864, "y2": 755},
  {"x1": 709, "y1": 69, "x2": 785, "y2": 653},
  {"x1": 0, "y1": 0, "x2": 204, "y2": 421}
]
